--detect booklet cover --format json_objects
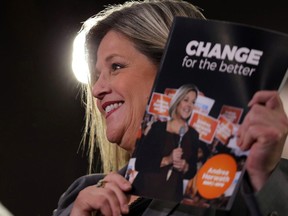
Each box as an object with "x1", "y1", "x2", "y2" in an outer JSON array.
[{"x1": 125, "y1": 17, "x2": 288, "y2": 210}]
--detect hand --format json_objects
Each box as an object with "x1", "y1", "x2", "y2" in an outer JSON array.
[
  {"x1": 71, "y1": 172, "x2": 132, "y2": 216},
  {"x1": 172, "y1": 147, "x2": 187, "y2": 172},
  {"x1": 237, "y1": 90, "x2": 288, "y2": 191}
]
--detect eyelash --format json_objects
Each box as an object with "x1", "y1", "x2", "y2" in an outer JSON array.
[
  {"x1": 183, "y1": 98, "x2": 195, "y2": 104},
  {"x1": 111, "y1": 63, "x2": 124, "y2": 71},
  {"x1": 92, "y1": 62, "x2": 125, "y2": 83}
]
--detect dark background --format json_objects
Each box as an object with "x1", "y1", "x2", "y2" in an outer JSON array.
[{"x1": 1, "y1": 0, "x2": 288, "y2": 215}]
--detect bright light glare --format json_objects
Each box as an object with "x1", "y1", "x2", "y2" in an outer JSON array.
[{"x1": 72, "y1": 31, "x2": 90, "y2": 84}]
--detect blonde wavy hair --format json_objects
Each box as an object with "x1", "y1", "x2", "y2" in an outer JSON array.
[{"x1": 77, "y1": 0, "x2": 205, "y2": 173}]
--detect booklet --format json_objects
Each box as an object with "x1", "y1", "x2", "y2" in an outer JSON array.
[{"x1": 125, "y1": 17, "x2": 288, "y2": 211}]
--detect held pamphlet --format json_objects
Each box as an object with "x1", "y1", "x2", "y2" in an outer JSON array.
[{"x1": 125, "y1": 17, "x2": 288, "y2": 210}]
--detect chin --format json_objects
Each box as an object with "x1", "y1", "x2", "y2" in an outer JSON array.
[{"x1": 106, "y1": 131, "x2": 121, "y2": 144}]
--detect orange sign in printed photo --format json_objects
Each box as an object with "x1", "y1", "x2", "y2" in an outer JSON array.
[
  {"x1": 147, "y1": 92, "x2": 172, "y2": 117},
  {"x1": 196, "y1": 154, "x2": 237, "y2": 199},
  {"x1": 219, "y1": 105, "x2": 243, "y2": 124},
  {"x1": 215, "y1": 115, "x2": 234, "y2": 145},
  {"x1": 164, "y1": 88, "x2": 177, "y2": 97},
  {"x1": 189, "y1": 112, "x2": 218, "y2": 144}
]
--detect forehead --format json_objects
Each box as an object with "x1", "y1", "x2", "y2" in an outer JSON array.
[
  {"x1": 97, "y1": 30, "x2": 135, "y2": 57},
  {"x1": 185, "y1": 90, "x2": 197, "y2": 96},
  {"x1": 183, "y1": 91, "x2": 197, "y2": 100}
]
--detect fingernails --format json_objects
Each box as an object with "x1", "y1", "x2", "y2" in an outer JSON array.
[
  {"x1": 122, "y1": 204, "x2": 129, "y2": 213},
  {"x1": 124, "y1": 182, "x2": 131, "y2": 189}
]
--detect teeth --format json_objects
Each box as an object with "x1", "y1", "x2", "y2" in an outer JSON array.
[
  {"x1": 184, "y1": 108, "x2": 191, "y2": 113},
  {"x1": 105, "y1": 103, "x2": 123, "y2": 113}
]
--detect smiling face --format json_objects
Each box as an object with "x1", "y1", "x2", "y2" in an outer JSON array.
[
  {"x1": 92, "y1": 30, "x2": 157, "y2": 153},
  {"x1": 175, "y1": 91, "x2": 197, "y2": 120}
]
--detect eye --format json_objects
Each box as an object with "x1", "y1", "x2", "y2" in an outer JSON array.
[{"x1": 111, "y1": 63, "x2": 124, "y2": 71}]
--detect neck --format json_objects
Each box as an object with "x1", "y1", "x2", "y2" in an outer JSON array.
[{"x1": 167, "y1": 119, "x2": 187, "y2": 134}]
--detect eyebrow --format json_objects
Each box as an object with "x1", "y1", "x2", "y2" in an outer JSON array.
[
  {"x1": 94, "y1": 53, "x2": 124, "y2": 79},
  {"x1": 105, "y1": 54, "x2": 120, "y2": 62},
  {"x1": 95, "y1": 53, "x2": 121, "y2": 69}
]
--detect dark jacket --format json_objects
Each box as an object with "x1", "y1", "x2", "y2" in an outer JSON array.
[{"x1": 53, "y1": 158, "x2": 288, "y2": 216}]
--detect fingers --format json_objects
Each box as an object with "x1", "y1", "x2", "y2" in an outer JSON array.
[
  {"x1": 248, "y1": 90, "x2": 283, "y2": 110},
  {"x1": 238, "y1": 124, "x2": 282, "y2": 152},
  {"x1": 73, "y1": 186, "x2": 121, "y2": 216},
  {"x1": 237, "y1": 91, "x2": 288, "y2": 149},
  {"x1": 71, "y1": 173, "x2": 131, "y2": 216},
  {"x1": 104, "y1": 172, "x2": 132, "y2": 192},
  {"x1": 103, "y1": 173, "x2": 131, "y2": 213},
  {"x1": 172, "y1": 147, "x2": 183, "y2": 160},
  {"x1": 173, "y1": 159, "x2": 186, "y2": 171},
  {"x1": 172, "y1": 148, "x2": 186, "y2": 171},
  {"x1": 238, "y1": 105, "x2": 277, "y2": 149},
  {"x1": 236, "y1": 90, "x2": 288, "y2": 191}
]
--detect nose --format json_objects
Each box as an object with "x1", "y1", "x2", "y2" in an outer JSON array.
[{"x1": 92, "y1": 73, "x2": 111, "y2": 100}]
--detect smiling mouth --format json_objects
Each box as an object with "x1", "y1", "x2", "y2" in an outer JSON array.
[
  {"x1": 104, "y1": 102, "x2": 123, "y2": 116},
  {"x1": 183, "y1": 108, "x2": 192, "y2": 114}
]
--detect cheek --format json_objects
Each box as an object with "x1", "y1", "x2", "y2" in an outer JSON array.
[
  {"x1": 96, "y1": 100, "x2": 104, "y2": 114},
  {"x1": 178, "y1": 102, "x2": 185, "y2": 110},
  {"x1": 125, "y1": 85, "x2": 150, "y2": 121}
]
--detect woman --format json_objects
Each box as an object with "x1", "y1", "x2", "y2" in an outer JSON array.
[
  {"x1": 133, "y1": 84, "x2": 201, "y2": 202},
  {"x1": 53, "y1": 1, "x2": 288, "y2": 216}
]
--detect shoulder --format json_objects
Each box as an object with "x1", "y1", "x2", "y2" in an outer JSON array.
[
  {"x1": 187, "y1": 125, "x2": 199, "y2": 137},
  {"x1": 64, "y1": 174, "x2": 104, "y2": 196},
  {"x1": 147, "y1": 120, "x2": 167, "y2": 133},
  {"x1": 152, "y1": 120, "x2": 166, "y2": 127}
]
